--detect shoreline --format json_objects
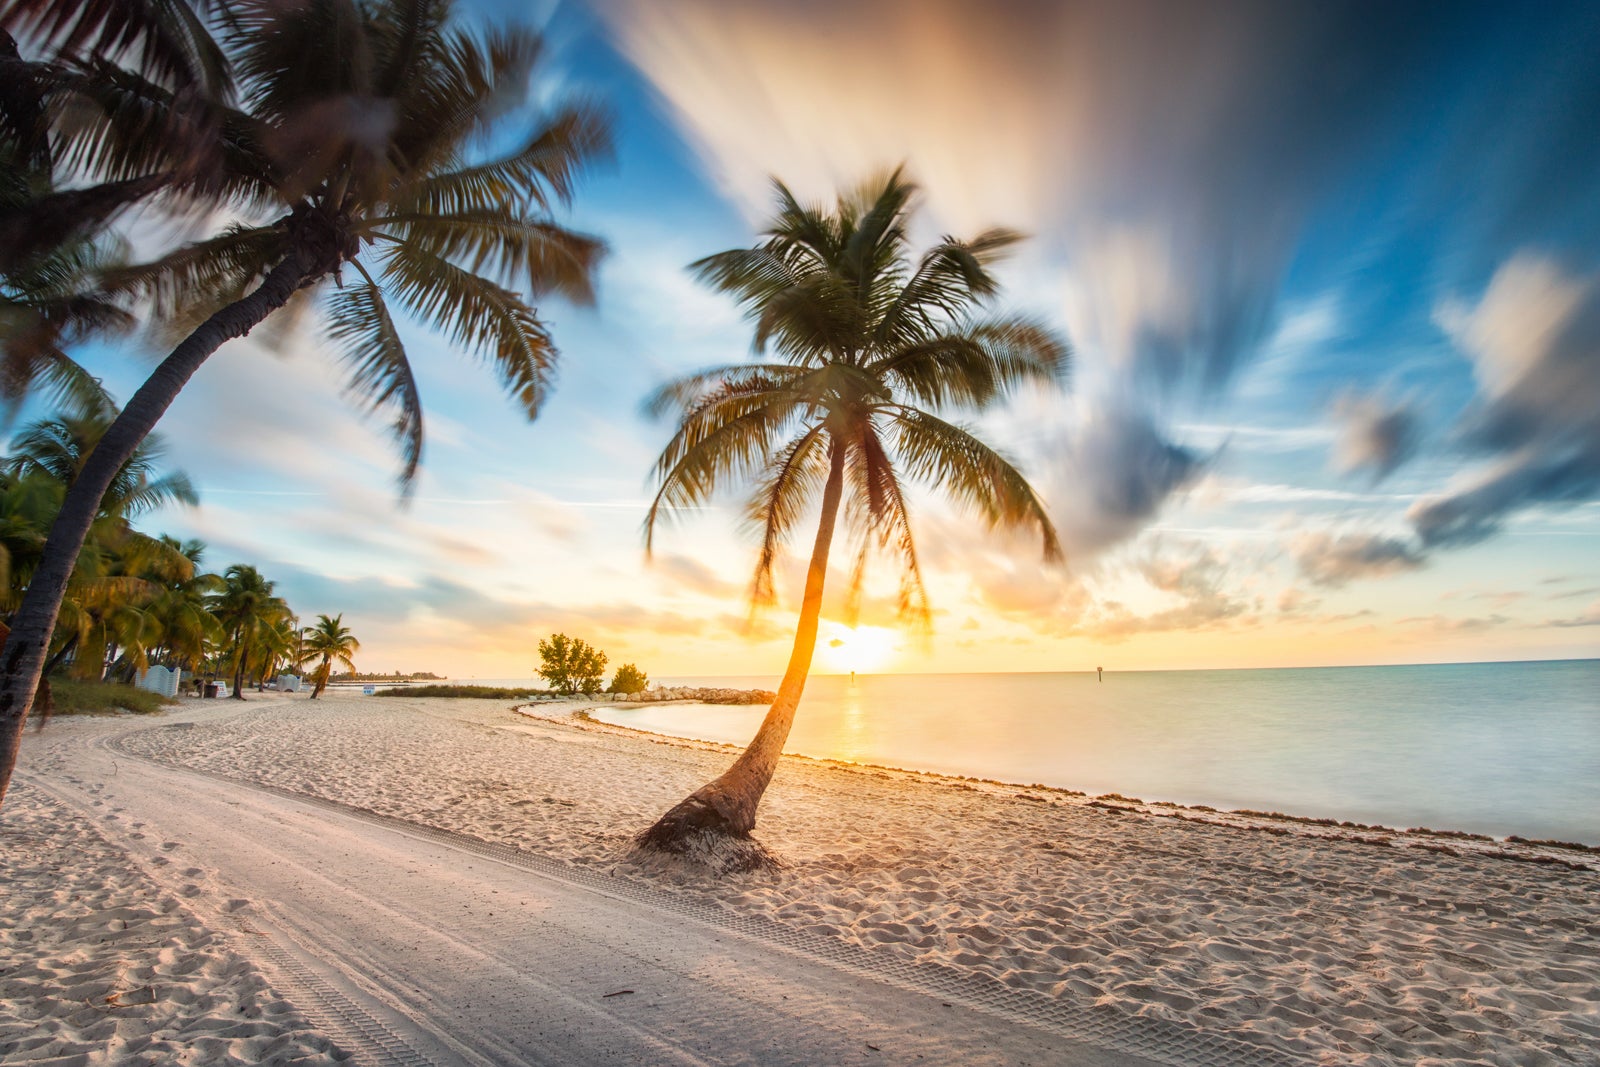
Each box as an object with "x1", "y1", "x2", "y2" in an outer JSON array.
[{"x1": 558, "y1": 703, "x2": 1600, "y2": 864}]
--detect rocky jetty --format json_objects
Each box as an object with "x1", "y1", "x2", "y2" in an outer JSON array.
[{"x1": 618, "y1": 686, "x2": 777, "y2": 705}]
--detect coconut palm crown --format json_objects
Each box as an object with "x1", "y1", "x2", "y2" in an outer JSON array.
[
  {"x1": 0, "y1": 0, "x2": 610, "y2": 805},
  {"x1": 301, "y1": 612, "x2": 359, "y2": 698},
  {"x1": 636, "y1": 169, "x2": 1068, "y2": 867}
]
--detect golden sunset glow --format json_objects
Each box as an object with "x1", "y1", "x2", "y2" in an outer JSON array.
[{"x1": 820, "y1": 624, "x2": 901, "y2": 675}]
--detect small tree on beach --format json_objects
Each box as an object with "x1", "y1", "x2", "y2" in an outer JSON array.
[
  {"x1": 536, "y1": 633, "x2": 606, "y2": 695},
  {"x1": 636, "y1": 170, "x2": 1066, "y2": 869},
  {"x1": 0, "y1": 0, "x2": 610, "y2": 806},
  {"x1": 609, "y1": 663, "x2": 648, "y2": 695},
  {"x1": 301, "y1": 613, "x2": 359, "y2": 699}
]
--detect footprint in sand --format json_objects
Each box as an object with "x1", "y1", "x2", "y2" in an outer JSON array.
[{"x1": 160, "y1": 841, "x2": 180, "y2": 851}]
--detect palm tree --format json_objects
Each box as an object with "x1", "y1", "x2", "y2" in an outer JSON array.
[
  {"x1": 3, "y1": 407, "x2": 198, "y2": 689},
  {"x1": 209, "y1": 564, "x2": 288, "y2": 700},
  {"x1": 301, "y1": 613, "x2": 359, "y2": 699},
  {"x1": 0, "y1": 0, "x2": 609, "y2": 804},
  {"x1": 252, "y1": 611, "x2": 299, "y2": 691},
  {"x1": 144, "y1": 537, "x2": 223, "y2": 677},
  {"x1": 636, "y1": 171, "x2": 1067, "y2": 868}
]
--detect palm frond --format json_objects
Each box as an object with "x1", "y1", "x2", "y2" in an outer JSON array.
[
  {"x1": 641, "y1": 362, "x2": 809, "y2": 421},
  {"x1": 100, "y1": 222, "x2": 285, "y2": 320},
  {"x1": 643, "y1": 391, "x2": 807, "y2": 551},
  {"x1": 870, "y1": 317, "x2": 1069, "y2": 410},
  {"x1": 888, "y1": 407, "x2": 1060, "y2": 561},
  {"x1": 1, "y1": 0, "x2": 232, "y2": 97},
  {"x1": 397, "y1": 102, "x2": 611, "y2": 216},
  {"x1": 743, "y1": 426, "x2": 830, "y2": 605},
  {"x1": 371, "y1": 210, "x2": 603, "y2": 304},
  {"x1": 875, "y1": 229, "x2": 1024, "y2": 348},
  {"x1": 379, "y1": 241, "x2": 554, "y2": 419},
  {"x1": 326, "y1": 279, "x2": 423, "y2": 484}
]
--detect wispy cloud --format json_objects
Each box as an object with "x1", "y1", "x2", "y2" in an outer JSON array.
[
  {"x1": 1413, "y1": 255, "x2": 1600, "y2": 546},
  {"x1": 1292, "y1": 530, "x2": 1427, "y2": 588},
  {"x1": 1330, "y1": 391, "x2": 1422, "y2": 483}
]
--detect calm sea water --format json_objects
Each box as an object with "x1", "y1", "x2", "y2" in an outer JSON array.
[{"x1": 521, "y1": 661, "x2": 1600, "y2": 844}]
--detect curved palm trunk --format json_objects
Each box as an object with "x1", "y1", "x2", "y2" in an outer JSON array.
[
  {"x1": 637, "y1": 441, "x2": 846, "y2": 861},
  {"x1": 0, "y1": 251, "x2": 316, "y2": 806},
  {"x1": 231, "y1": 645, "x2": 248, "y2": 700},
  {"x1": 311, "y1": 655, "x2": 330, "y2": 699}
]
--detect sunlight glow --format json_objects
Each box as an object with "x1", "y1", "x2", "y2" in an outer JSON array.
[{"x1": 820, "y1": 624, "x2": 900, "y2": 674}]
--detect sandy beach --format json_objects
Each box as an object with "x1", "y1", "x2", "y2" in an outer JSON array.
[
  {"x1": 0, "y1": 778, "x2": 344, "y2": 1065},
  {"x1": 7, "y1": 692, "x2": 1599, "y2": 1066}
]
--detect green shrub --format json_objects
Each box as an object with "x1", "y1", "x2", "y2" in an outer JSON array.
[
  {"x1": 609, "y1": 663, "x2": 648, "y2": 694},
  {"x1": 50, "y1": 679, "x2": 175, "y2": 716}
]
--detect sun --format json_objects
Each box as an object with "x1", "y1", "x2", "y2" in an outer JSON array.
[{"x1": 820, "y1": 624, "x2": 899, "y2": 674}]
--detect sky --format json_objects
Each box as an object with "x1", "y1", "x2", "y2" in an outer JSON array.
[{"x1": 43, "y1": 0, "x2": 1600, "y2": 679}]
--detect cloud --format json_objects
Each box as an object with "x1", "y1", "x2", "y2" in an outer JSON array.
[
  {"x1": 1291, "y1": 530, "x2": 1426, "y2": 588},
  {"x1": 1546, "y1": 600, "x2": 1600, "y2": 628},
  {"x1": 1086, "y1": 549, "x2": 1251, "y2": 639},
  {"x1": 1277, "y1": 586, "x2": 1321, "y2": 615},
  {"x1": 596, "y1": 0, "x2": 1503, "y2": 566},
  {"x1": 1396, "y1": 613, "x2": 1509, "y2": 634},
  {"x1": 1330, "y1": 391, "x2": 1421, "y2": 482},
  {"x1": 599, "y1": 0, "x2": 1460, "y2": 398},
  {"x1": 1042, "y1": 401, "x2": 1208, "y2": 558},
  {"x1": 1410, "y1": 255, "x2": 1600, "y2": 546},
  {"x1": 650, "y1": 552, "x2": 743, "y2": 599}
]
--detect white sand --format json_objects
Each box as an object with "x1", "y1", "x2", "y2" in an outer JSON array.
[
  {"x1": 0, "y1": 779, "x2": 345, "y2": 1065},
  {"x1": 14, "y1": 692, "x2": 1600, "y2": 1066}
]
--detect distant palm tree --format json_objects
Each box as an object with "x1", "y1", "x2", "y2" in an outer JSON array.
[
  {"x1": 301, "y1": 613, "x2": 359, "y2": 699},
  {"x1": 0, "y1": 0, "x2": 610, "y2": 804},
  {"x1": 637, "y1": 170, "x2": 1067, "y2": 867},
  {"x1": 252, "y1": 612, "x2": 299, "y2": 691},
  {"x1": 209, "y1": 564, "x2": 288, "y2": 700},
  {"x1": 144, "y1": 538, "x2": 222, "y2": 677}
]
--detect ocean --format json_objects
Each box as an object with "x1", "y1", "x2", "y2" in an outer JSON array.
[{"x1": 538, "y1": 660, "x2": 1600, "y2": 844}]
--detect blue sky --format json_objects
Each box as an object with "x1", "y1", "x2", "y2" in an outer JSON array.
[{"x1": 47, "y1": 0, "x2": 1600, "y2": 677}]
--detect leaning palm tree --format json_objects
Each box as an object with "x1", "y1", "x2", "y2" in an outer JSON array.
[
  {"x1": 0, "y1": 0, "x2": 609, "y2": 804},
  {"x1": 636, "y1": 170, "x2": 1067, "y2": 869},
  {"x1": 300, "y1": 613, "x2": 359, "y2": 699}
]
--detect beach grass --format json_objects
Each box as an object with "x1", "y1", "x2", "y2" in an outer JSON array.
[
  {"x1": 49, "y1": 679, "x2": 176, "y2": 716},
  {"x1": 373, "y1": 684, "x2": 548, "y2": 699}
]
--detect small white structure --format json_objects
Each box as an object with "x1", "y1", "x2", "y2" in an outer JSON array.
[
  {"x1": 135, "y1": 664, "x2": 179, "y2": 698},
  {"x1": 276, "y1": 674, "x2": 303, "y2": 693}
]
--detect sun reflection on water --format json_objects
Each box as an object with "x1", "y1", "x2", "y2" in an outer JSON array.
[{"x1": 832, "y1": 676, "x2": 868, "y2": 763}]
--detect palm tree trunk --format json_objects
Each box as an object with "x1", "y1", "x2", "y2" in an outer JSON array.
[
  {"x1": 311, "y1": 655, "x2": 330, "y2": 699},
  {"x1": 0, "y1": 251, "x2": 317, "y2": 806},
  {"x1": 637, "y1": 440, "x2": 846, "y2": 860},
  {"x1": 231, "y1": 645, "x2": 248, "y2": 700}
]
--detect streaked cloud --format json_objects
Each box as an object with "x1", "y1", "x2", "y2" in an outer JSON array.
[
  {"x1": 1330, "y1": 392, "x2": 1422, "y2": 483},
  {"x1": 1042, "y1": 401, "x2": 1208, "y2": 558},
  {"x1": 1412, "y1": 255, "x2": 1600, "y2": 546},
  {"x1": 1292, "y1": 531, "x2": 1427, "y2": 588}
]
